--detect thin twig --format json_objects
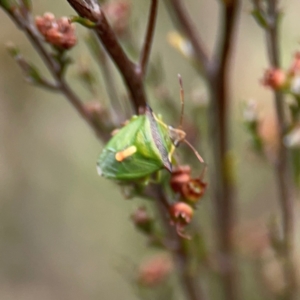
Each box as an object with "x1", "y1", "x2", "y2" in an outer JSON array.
[
  {"x1": 138, "y1": 0, "x2": 158, "y2": 78},
  {"x1": 34, "y1": 79, "x2": 59, "y2": 91},
  {"x1": 163, "y1": 0, "x2": 210, "y2": 75},
  {"x1": 263, "y1": 1, "x2": 297, "y2": 298}
]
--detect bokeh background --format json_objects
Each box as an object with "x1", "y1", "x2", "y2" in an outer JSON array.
[{"x1": 1, "y1": 0, "x2": 300, "y2": 299}]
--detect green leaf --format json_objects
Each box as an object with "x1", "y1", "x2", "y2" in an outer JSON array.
[
  {"x1": 70, "y1": 15, "x2": 96, "y2": 28},
  {"x1": 251, "y1": 9, "x2": 268, "y2": 28},
  {"x1": 0, "y1": 0, "x2": 18, "y2": 11},
  {"x1": 6, "y1": 41, "x2": 20, "y2": 57},
  {"x1": 21, "y1": 0, "x2": 31, "y2": 11},
  {"x1": 7, "y1": 48, "x2": 41, "y2": 83},
  {"x1": 7, "y1": 44, "x2": 55, "y2": 88}
]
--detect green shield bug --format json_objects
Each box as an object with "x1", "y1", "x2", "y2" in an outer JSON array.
[{"x1": 97, "y1": 75, "x2": 204, "y2": 181}]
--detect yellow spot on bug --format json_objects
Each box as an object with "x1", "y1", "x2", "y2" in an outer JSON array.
[{"x1": 115, "y1": 146, "x2": 137, "y2": 162}]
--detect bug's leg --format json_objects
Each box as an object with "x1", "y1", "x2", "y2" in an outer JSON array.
[
  {"x1": 140, "y1": 176, "x2": 151, "y2": 187},
  {"x1": 153, "y1": 114, "x2": 168, "y2": 129},
  {"x1": 149, "y1": 170, "x2": 162, "y2": 184}
]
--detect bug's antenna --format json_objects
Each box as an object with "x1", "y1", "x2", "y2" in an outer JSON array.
[
  {"x1": 200, "y1": 163, "x2": 208, "y2": 179},
  {"x1": 183, "y1": 139, "x2": 204, "y2": 163},
  {"x1": 178, "y1": 74, "x2": 184, "y2": 129}
]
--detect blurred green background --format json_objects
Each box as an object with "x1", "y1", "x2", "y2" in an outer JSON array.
[{"x1": 1, "y1": 0, "x2": 300, "y2": 299}]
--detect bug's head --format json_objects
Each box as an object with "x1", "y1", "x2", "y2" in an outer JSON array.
[{"x1": 168, "y1": 126, "x2": 186, "y2": 147}]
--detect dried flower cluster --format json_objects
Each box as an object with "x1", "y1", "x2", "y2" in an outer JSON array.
[
  {"x1": 35, "y1": 13, "x2": 77, "y2": 50},
  {"x1": 169, "y1": 165, "x2": 207, "y2": 237},
  {"x1": 170, "y1": 165, "x2": 206, "y2": 204}
]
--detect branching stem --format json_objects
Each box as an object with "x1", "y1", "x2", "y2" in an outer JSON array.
[
  {"x1": 7, "y1": 9, "x2": 107, "y2": 141},
  {"x1": 263, "y1": 1, "x2": 297, "y2": 298}
]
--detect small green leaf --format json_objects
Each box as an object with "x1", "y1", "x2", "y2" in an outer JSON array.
[
  {"x1": 6, "y1": 41, "x2": 20, "y2": 57},
  {"x1": 13, "y1": 58, "x2": 41, "y2": 83},
  {"x1": 21, "y1": 0, "x2": 31, "y2": 11},
  {"x1": 251, "y1": 9, "x2": 268, "y2": 28},
  {"x1": 51, "y1": 49, "x2": 73, "y2": 76},
  {"x1": 7, "y1": 44, "x2": 50, "y2": 86},
  {"x1": 70, "y1": 15, "x2": 96, "y2": 28},
  {"x1": 244, "y1": 120, "x2": 264, "y2": 153},
  {"x1": 0, "y1": 0, "x2": 18, "y2": 11}
]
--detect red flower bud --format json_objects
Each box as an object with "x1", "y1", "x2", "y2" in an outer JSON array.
[
  {"x1": 170, "y1": 165, "x2": 206, "y2": 204},
  {"x1": 170, "y1": 165, "x2": 191, "y2": 193},
  {"x1": 261, "y1": 68, "x2": 286, "y2": 90},
  {"x1": 182, "y1": 178, "x2": 207, "y2": 203},
  {"x1": 131, "y1": 206, "x2": 153, "y2": 235},
  {"x1": 169, "y1": 202, "x2": 194, "y2": 238},
  {"x1": 35, "y1": 13, "x2": 77, "y2": 50}
]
